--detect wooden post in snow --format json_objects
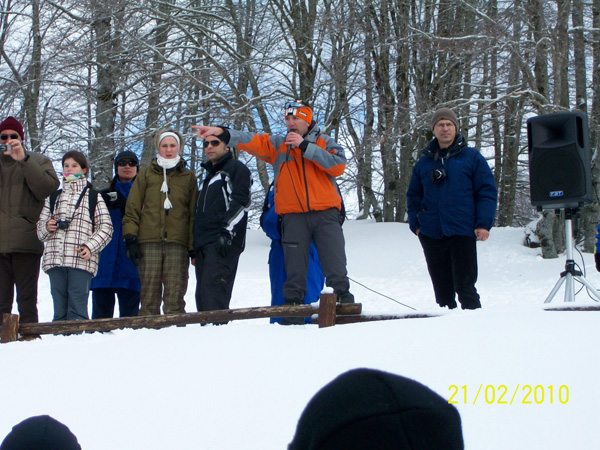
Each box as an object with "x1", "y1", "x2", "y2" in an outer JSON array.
[
  {"x1": 1, "y1": 313, "x2": 19, "y2": 343},
  {"x1": 318, "y1": 293, "x2": 337, "y2": 328}
]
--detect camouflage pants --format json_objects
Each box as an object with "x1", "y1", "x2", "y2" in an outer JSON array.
[{"x1": 138, "y1": 242, "x2": 188, "y2": 315}]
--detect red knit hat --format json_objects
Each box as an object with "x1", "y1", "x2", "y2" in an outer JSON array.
[{"x1": 0, "y1": 116, "x2": 24, "y2": 140}]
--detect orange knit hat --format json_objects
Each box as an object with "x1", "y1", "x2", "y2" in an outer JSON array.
[{"x1": 284, "y1": 100, "x2": 313, "y2": 125}]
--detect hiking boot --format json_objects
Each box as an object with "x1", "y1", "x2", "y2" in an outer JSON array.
[
  {"x1": 337, "y1": 291, "x2": 355, "y2": 304},
  {"x1": 280, "y1": 299, "x2": 305, "y2": 325}
]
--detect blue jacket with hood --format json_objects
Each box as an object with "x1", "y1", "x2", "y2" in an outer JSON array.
[{"x1": 407, "y1": 134, "x2": 497, "y2": 239}]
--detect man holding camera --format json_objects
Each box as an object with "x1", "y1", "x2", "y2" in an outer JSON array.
[
  {"x1": 0, "y1": 116, "x2": 59, "y2": 323},
  {"x1": 407, "y1": 107, "x2": 497, "y2": 310},
  {"x1": 90, "y1": 151, "x2": 141, "y2": 318}
]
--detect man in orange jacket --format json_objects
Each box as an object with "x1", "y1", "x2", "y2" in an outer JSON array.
[{"x1": 193, "y1": 100, "x2": 354, "y2": 324}]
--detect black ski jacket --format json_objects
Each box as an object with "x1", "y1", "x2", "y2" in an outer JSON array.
[{"x1": 193, "y1": 151, "x2": 251, "y2": 250}]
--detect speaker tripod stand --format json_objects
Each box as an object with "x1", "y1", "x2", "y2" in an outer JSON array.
[{"x1": 544, "y1": 210, "x2": 600, "y2": 304}]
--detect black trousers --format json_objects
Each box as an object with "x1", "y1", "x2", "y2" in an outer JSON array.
[
  {"x1": 91, "y1": 288, "x2": 140, "y2": 319},
  {"x1": 418, "y1": 234, "x2": 481, "y2": 310},
  {"x1": 195, "y1": 242, "x2": 242, "y2": 312},
  {"x1": 0, "y1": 252, "x2": 41, "y2": 323}
]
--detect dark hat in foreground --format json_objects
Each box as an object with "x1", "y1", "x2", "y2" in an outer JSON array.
[
  {"x1": 288, "y1": 368, "x2": 464, "y2": 450},
  {"x1": 0, "y1": 116, "x2": 24, "y2": 141},
  {"x1": 0, "y1": 415, "x2": 81, "y2": 450},
  {"x1": 431, "y1": 107, "x2": 459, "y2": 131},
  {"x1": 114, "y1": 150, "x2": 140, "y2": 171}
]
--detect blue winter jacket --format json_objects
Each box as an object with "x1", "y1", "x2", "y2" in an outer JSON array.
[
  {"x1": 90, "y1": 179, "x2": 141, "y2": 292},
  {"x1": 407, "y1": 134, "x2": 497, "y2": 239}
]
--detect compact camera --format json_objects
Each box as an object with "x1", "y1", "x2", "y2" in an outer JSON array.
[
  {"x1": 55, "y1": 218, "x2": 70, "y2": 230},
  {"x1": 0, "y1": 144, "x2": 11, "y2": 152},
  {"x1": 431, "y1": 168, "x2": 447, "y2": 182}
]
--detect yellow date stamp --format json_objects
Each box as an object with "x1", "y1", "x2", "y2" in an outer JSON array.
[{"x1": 448, "y1": 384, "x2": 569, "y2": 405}]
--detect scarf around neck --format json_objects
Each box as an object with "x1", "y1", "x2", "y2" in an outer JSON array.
[{"x1": 156, "y1": 155, "x2": 181, "y2": 210}]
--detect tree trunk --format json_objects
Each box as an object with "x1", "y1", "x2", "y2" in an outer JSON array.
[
  {"x1": 142, "y1": 0, "x2": 171, "y2": 165},
  {"x1": 90, "y1": 0, "x2": 122, "y2": 189},
  {"x1": 497, "y1": 1, "x2": 522, "y2": 226},
  {"x1": 553, "y1": 0, "x2": 571, "y2": 108}
]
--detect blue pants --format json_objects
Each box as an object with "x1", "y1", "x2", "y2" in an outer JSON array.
[
  {"x1": 48, "y1": 267, "x2": 93, "y2": 321},
  {"x1": 269, "y1": 240, "x2": 324, "y2": 324}
]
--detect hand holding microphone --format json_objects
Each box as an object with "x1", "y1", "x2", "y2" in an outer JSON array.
[{"x1": 284, "y1": 132, "x2": 304, "y2": 148}]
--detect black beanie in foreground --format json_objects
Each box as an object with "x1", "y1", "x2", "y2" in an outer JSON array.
[
  {"x1": 0, "y1": 415, "x2": 81, "y2": 450},
  {"x1": 288, "y1": 368, "x2": 464, "y2": 450}
]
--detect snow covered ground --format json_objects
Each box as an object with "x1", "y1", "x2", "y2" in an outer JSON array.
[{"x1": 1, "y1": 220, "x2": 599, "y2": 449}]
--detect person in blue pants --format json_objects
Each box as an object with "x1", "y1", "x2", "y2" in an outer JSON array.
[{"x1": 261, "y1": 187, "x2": 324, "y2": 324}]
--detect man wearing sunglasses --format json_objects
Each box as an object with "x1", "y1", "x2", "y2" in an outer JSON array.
[
  {"x1": 192, "y1": 100, "x2": 354, "y2": 325},
  {"x1": 0, "y1": 116, "x2": 59, "y2": 326},
  {"x1": 90, "y1": 151, "x2": 142, "y2": 318},
  {"x1": 193, "y1": 134, "x2": 251, "y2": 316}
]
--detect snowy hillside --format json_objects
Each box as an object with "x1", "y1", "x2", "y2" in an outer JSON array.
[{"x1": 1, "y1": 220, "x2": 599, "y2": 449}]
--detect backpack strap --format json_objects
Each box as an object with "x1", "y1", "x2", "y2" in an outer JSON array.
[
  {"x1": 88, "y1": 189, "x2": 98, "y2": 232},
  {"x1": 49, "y1": 189, "x2": 62, "y2": 216},
  {"x1": 48, "y1": 187, "x2": 98, "y2": 232}
]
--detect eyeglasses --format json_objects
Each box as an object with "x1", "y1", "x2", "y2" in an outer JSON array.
[
  {"x1": 203, "y1": 140, "x2": 222, "y2": 148},
  {"x1": 0, "y1": 133, "x2": 19, "y2": 141},
  {"x1": 117, "y1": 160, "x2": 138, "y2": 167}
]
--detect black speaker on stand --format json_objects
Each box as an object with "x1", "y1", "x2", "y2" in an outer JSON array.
[{"x1": 526, "y1": 111, "x2": 600, "y2": 304}]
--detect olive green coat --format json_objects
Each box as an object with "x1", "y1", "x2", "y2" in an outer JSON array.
[{"x1": 123, "y1": 158, "x2": 198, "y2": 250}]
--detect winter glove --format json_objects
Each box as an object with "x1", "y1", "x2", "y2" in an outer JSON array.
[
  {"x1": 124, "y1": 235, "x2": 143, "y2": 265},
  {"x1": 595, "y1": 253, "x2": 600, "y2": 272},
  {"x1": 102, "y1": 191, "x2": 127, "y2": 213},
  {"x1": 216, "y1": 233, "x2": 232, "y2": 257}
]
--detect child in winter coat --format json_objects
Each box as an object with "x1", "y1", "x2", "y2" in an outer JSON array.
[{"x1": 37, "y1": 151, "x2": 113, "y2": 321}]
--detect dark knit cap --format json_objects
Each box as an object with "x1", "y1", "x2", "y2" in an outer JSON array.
[
  {"x1": 288, "y1": 368, "x2": 464, "y2": 450},
  {"x1": 114, "y1": 150, "x2": 140, "y2": 172},
  {"x1": 0, "y1": 116, "x2": 24, "y2": 140},
  {"x1": 0, "y1": 415, "x2": 81, "y2": 450},
  {"x1": 431, "y1": 107, "x2": 459, "y2": 131}
]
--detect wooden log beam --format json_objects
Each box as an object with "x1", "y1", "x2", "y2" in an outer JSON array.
[
  {"x1": 318, "y1": 312, "x2": 441, "y2": 325},
  {"x1": 1, "y1": 313, "x2": 19, "y2": 343},
  {"x1": 543, "y1": 305, "x2": 600, "y2": 311},
  {"x1": 17, "y1": 303, "x2": 363, "y2": 337}
]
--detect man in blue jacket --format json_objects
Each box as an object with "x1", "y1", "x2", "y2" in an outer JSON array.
[
  {"x1": 407, "y1": 107, "x2": 497, "y2": 310},
  {"x1": 90, "y1": 151, "x2": 141, "y2": 318}
]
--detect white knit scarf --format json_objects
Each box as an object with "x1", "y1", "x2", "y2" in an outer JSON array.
[{"x1": 156, "y1": 154, "x2": 181, "y2": 210}]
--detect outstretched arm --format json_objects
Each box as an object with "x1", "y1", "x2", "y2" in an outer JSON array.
[{"x1": 191, "y1": 125, "x2": 226, "y2": 140}]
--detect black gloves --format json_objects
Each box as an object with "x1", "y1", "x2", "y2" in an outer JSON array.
[
  {"x1": 102, "y1": 191, "x2": 127, "y2": 214},
  {"x1": 125, "y1": 235, "x2": 143, "y2": 265},
  {"x1": 217, "y1": 233, "x2": 232, "y2": 257},
  {"x1": 595, "y1": 253, "x2": 600, "y2": 272}
]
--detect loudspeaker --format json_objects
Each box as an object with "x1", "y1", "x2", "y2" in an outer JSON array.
[{"x1": 527, "y1": 111, "x2": 592, "y2": 210}]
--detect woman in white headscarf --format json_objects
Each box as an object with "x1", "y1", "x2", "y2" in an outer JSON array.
[{"x1": 123, "y1": 129, "x2": 198, "y2": 315}]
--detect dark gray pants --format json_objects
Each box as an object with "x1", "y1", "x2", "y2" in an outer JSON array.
[
  {"x1": 281, "y1": 208, "x2": 349, "y2": 302},
  {"x1": 48, "y1": 267, "x2": 93, "y2": 321}
]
